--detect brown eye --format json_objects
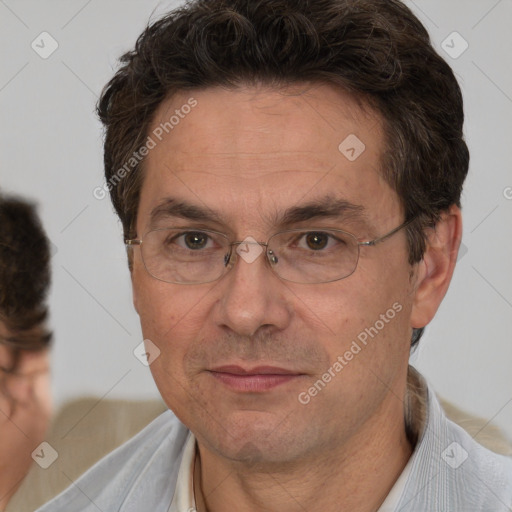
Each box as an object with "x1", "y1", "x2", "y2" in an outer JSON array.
[
  {"x1": 183, "y1": 232, "x2": 209, "y2": 250},
  {"x1": 304, "y1": 232, "x2": 329, "y2": 250}
]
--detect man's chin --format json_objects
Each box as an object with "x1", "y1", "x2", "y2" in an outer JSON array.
[{"x1": 194, "y1": 409, "x2": 312, "y2": 466}]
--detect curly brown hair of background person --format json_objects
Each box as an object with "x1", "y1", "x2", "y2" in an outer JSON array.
[
  {"x1": 96, "y1": 0, "x2": 469, "y2": 348},
  {"x1": 0, "y1": 194, "x2": 52, "y2": 374}
]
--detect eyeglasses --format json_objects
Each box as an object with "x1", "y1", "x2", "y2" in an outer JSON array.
[{"x1": 125, "y1": 218, "x2": 413, "y2": 285}]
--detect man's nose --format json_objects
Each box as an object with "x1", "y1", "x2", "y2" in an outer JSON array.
[{"x1": 212, "y1": 239, "x2": 293, "y2": 338}]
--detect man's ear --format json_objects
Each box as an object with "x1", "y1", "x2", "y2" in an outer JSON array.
[
  {"x1": 410, "y1": 205, "x2": 463, "y2": 329},
  {"x1": 127, "y1": 249, "x2": 140, "y2": 315},
  {"x1": 132, "y1": 273, "x2": 140, "y2": 315}
]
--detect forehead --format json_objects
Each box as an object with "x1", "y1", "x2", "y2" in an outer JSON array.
[
  {"x1": 150, "y1": 83, "x2": 381, "y2": 158},
  {"x1": 138, "y1": 83, "x2": 399, "y2": 234}
]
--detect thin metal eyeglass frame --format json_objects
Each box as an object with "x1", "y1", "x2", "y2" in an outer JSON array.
[{"x1": 125, "y1": 217, "x2": 415, "y2": 285}]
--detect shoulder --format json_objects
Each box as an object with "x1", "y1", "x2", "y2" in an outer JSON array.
[
  {"x1": 7, "y1": 398, "x2": 168, "y2": 512},
  {"x1": 400, "y1": 381, "x2": 512, "y2": 511},
  {"x1": 440, "y1": 396, "x2": 512, "y2": 456},
  {"x1": 443, "y1": 413, "x2": 512, "y2": 501},
  {"x1": 35, "y1": 409, "x2": 190, "y2": 512}
]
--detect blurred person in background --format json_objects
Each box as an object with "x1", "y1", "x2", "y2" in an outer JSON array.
[
  {"x1": 0, "y1": 193, "x2": 52, "y2": 510},
  {"x1": 0, "y1": 195, "x2": 166, "y2": 512}
]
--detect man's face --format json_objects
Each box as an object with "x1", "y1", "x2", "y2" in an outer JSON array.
[{"x1": 132, "y1": 84, "x2": 418, "y2": 463}]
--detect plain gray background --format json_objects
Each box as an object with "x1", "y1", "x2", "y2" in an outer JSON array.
[{"x1": 1, "y1": 0, "x2": 511, "y2": 439}]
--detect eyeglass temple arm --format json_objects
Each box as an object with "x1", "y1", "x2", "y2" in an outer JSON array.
[
  {"x1": 125, "y1": 239, "x2": 142, "y2": 246},
  {"x1": 358, "y1": 218, "x2": 415, "y2": 247}
]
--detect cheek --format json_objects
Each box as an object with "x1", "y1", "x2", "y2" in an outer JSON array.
[
  {"x1": 293, "y1": 267, "x2": 413, "y2": 404},
  {"x1": 133, "y1": 260, "x2": 179, "y2": 335},
  {"x1": 133, "y1": 271, "x2": 212, "y2": 365},
  {"x1": 34, "y1": 371, "x2": 53, "y2": 420},
  {"x1": 289, "y1": 275, "x2": 407, "y2": 342}
]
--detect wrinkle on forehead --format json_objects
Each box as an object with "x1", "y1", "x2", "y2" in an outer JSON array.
[
  {"x1": 150, "y1": 84, "x2": 382, "y2": 155},
  {"x1": 139, "y1": 84, "x2": 399, "y2": 239}
]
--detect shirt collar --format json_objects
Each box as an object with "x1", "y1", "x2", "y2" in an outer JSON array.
[{"x1": 168, "y1": 430, "x2": 197, "y2": 512}]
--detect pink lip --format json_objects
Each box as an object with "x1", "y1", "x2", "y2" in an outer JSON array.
[
  {"x1": 211, "y1": 365, "x2": 299, "y2": 375},
  {"x1": 209, "y1": 365, "x2": 304, "y2": 392}
]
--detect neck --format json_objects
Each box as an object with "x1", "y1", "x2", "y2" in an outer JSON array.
[{"x1": 195, "y1": 368, "x2": 424, "y2": 512}]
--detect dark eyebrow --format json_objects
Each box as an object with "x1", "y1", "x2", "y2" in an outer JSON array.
[
  {"x1": 149, "y1": 198, "x2": 224, "y2": 228},
  {"x1": 276, "y1": 196, "x2": 367, "y2": 227},
  {"x1": 148, "y1": 195, "x2": 367, "y2": 230}
]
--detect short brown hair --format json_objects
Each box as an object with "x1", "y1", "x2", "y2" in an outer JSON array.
[
  {"x1": 97, "y1": 0, "x2": 469, "y2": 347},
  {"x1": 0, "y1": 194, "x2": 52, "y2": 364}
]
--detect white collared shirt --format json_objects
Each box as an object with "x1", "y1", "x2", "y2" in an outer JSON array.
[
  {"x1": 168, "y1": 431, "x2": 414, "y2": 512},
  {"x1": 168, "y1": 431, "x2": 196, "y2": 512}
]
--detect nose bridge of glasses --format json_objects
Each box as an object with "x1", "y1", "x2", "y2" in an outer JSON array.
[
  {"x1": 227, "y1": 239, "x2": 272, "y2": 267},
  {"x1": 230, "y1": 239, "x2": 268, "y2": 248}
]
